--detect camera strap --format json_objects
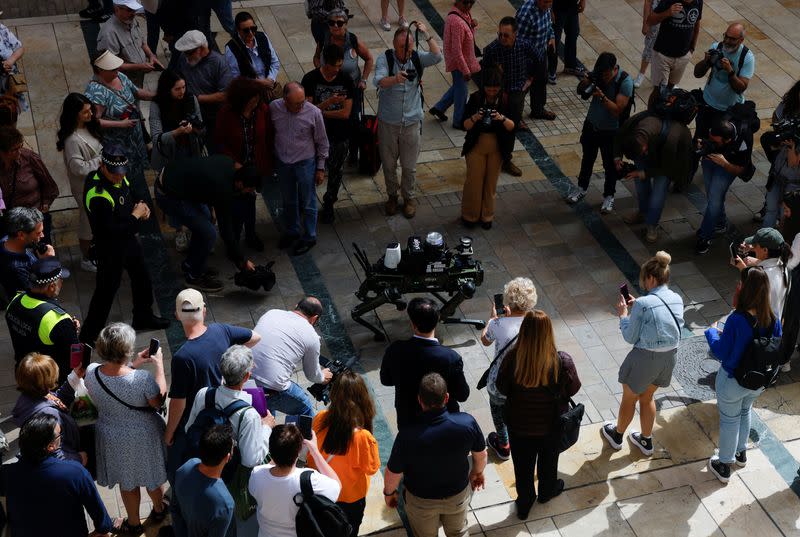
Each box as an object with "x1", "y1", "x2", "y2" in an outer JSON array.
[{"x1": 714, "y1": 42, "x2": 749, "y2": 77}]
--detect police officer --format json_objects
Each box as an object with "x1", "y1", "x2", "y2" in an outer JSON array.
[
  {"x1": 5, "y1": 257, "x2": 79, "y2": 382},
  {"x1": 80, "y1": 145, "x2": 170, "y2": 344}
]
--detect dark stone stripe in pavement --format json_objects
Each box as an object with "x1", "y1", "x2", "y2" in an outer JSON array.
[
  {"x1": 749, "y1": 412, "x2": 800, "y2": 497},
  {"x1": 79, "y1": 20, "x2": 186, "y2": 352}
]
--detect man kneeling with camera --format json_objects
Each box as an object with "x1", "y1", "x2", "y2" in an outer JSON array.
[{"x1": 695, "y1": 117, "x2": 754, "y2": 254}]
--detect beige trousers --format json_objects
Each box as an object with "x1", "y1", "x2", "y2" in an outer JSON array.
[
  {"x1": 378, "y1": 119, "x2": 421, "y2": 200},
  {"x1": 462, "y1": 133, "x2": 502, "y2": 223},
  {"x1": 404, "y1": 484, "x2": 472, "y2": 537}
]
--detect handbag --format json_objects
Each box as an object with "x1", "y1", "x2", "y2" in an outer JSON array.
[
  {"x1": 6, "y1": 73, "x2": 27, "y2": 96},
  {"x1": 93, "y1": 367, "x2": 166, "y2": 417},
  {"x1": 549, "y1": 354, "x2": 585, "y2": 453},
  {"x1": 476, "y1": 334, "x2": 518, "y2": 390},
  {"x1": 447, "y1": 10, "x2": 482, "y2": 58},
  {"x1": 69, "y1": 378, "x2": 99, "y2": 426}
]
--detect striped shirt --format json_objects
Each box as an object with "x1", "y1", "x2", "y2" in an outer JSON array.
[{"x1": 516, "y1": 0, "x2": 554, "y2": 57}]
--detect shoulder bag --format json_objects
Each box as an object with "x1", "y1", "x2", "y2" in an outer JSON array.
[
  {"x1": 93, "y1": 367, "x2": 165, "y2": 416},
  {"x1": 476, "y1": 334, "x2": 517, "y2": 390},
  {"x1": 447, "y1": 10, "x2": 482, "y2": 58},
  {"x1": 549, "y1": 353, "x2": 585, "y2": 453},
  {"x1": 651, "y1": 292, "x2": 682, "y2": 338}
]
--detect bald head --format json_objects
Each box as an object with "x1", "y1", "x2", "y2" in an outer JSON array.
[
  {"x1": 727, "y1": 23, "x2": 745, "y2": 39},
  {"x1": 283, "y1": 82, "x2": 306, "y2": 113},
  {"x1": 295, "y1": 296, "x2": 323, "y2": 323},
  {"x1": 721, "y1": 22, "x2": 745, "y2": 52}
]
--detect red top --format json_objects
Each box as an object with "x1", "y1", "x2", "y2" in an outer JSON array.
[
  {"x1": 443, "y1": 7, "x2": 480, "y2": 75},
  {"x1": 213, "y1": 102, "x2": 274, "y2": 177}
]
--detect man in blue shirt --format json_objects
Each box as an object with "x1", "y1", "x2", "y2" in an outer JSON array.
[
  {"x1": 516, "y1": 0, "x2": 557, "y2": 121},
  {"x1": 4, "y1": 414, "x2": 114, "y2": 537},
  {"x1": 374, "y1": 25, "x2": 442, "y2": 219},
  {"x1": 224, "y1": 12, "x2": 281, "y2": 94},
  {"x1": 173, "y1": 424, "x2": 236, "y2": 537},
  {"x1": 384, "y1": 373, "x2": 487, "y2": 537},
  {"x1": 566, "y1": 52, "x2": 633, "y2": 215}
]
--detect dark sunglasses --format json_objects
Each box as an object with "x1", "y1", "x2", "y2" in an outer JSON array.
[
  {"x1": 240, "y1": 25, "x2": 258, "y2": 34},
  {"x1": 497, "y1": 31, "x2": 514, "y2": 38},
  {"x1": 328, "y1": 20, "x2": 346, "y2": 27}
]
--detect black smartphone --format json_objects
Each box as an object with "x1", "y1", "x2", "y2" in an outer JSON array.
[
  {"x1": 620, "y1": 283, "x2": 631, "y2": 301},
  {"x1": 148, "y1": 338, "x2": 160, "y2": 358},
  {"x1": 298, "y1": 414, "x2": 313, "y2": 440},
  {"x1": 82, "y1": 344, "x2": 93, "y2": 369},
  {"x1": 729, "y1": 242, "x2": 738, "y2": 260},
  {"x1": 70, "y1": 343, "x2": 84, "y2": 369},
  {"x1": 493, "y1": 293, "x2": 505, "y2": 315},
  {"x1": 153, "y1": 63, "x2": 164, "y2": 72}
]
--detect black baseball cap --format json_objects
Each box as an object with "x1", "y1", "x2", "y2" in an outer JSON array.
[
  {"x1": 101, "y1": 144, "x2": 129, "y2": 174},
  {"x1": 30, "y1": 256, "x2": 70, "y2": 286}
]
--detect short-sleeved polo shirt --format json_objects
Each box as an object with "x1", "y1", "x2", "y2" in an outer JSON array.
[{"x1": 387, "y1": 408, "x2": 485, "y2": 499}]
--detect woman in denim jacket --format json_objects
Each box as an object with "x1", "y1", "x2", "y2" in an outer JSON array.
[{"x1": 601, "y1": 251, "x2": 684, "y2": 456}]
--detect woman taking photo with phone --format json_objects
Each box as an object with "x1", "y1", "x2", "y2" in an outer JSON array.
[
  {"x1": 601, "y1": 251, "x2": 684, "y2": 457},
  {"x1": 705, "y1": 267, "x2": 781, "y2": 483},
  {"x1": 495, "y1": 310, "x2": 581, "y2": 519},
  {"x1": 306, "y1": 370, "x2": 380, "y2": 536}
]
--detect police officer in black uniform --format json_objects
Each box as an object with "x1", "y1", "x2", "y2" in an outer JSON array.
[
  {"x1": 79, "y1": 145, "x2": 170, "y2": 345},
  {"x1": 5, "y1": 257, "x2": 79, "y2": 382}
]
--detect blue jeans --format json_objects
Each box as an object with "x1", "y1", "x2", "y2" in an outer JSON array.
[
  {"x1": 634, "y1": 175, "x2": 670, "y2": 226},
  {"x1": 262, "y1": 381, "x2": 316, "y2": 417},
  {"x1": 715, "y1": 369, "x2": 763, "y2": 464},
  {"x1": 212, "y1": 0, "x2": 235, "y2": 35},
  {"x1": 698, "y1": 160, "x2": 735, "y2": 240},
  {"x1": 155, "y1": 189, "x2": 215, "y2": 277},
  {"x1": 276, "y1": 158, "x2": 317, "y2": 242},
  {"x1": 764, "y1": 181, "x2": 783, "y2": 229},
  {"x1": 489, "y1": 394, "x2": 508, "y2": 445},
  {"x1": 433, "y1": 70, "x2": 468, "y2": 128}
]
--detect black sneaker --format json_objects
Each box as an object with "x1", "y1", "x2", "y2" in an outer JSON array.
[
  {"x1": 629, "y1": 431, "x2": 654, "y2": 456},
  {"x1": 291, "y1": 239, "x2": 316, "y2": 257},
  {"x1": 708, "y1": 457, "x2": 730, "y2": 483},
  {"x1": 601, "y1": 422, "x2": 623, "y2": 450},
  {"x1": 429, "y1": 107, "x2": 448, "y2": 122},
  {"x1": 735, "y1": 450, "x2": 747, "y2": 467},
  {"x1": 695, "y1": 238, "x2": 711, "y2": 255},
  {"x1": 320, "y1": 203, "x2": 335, "y2": 224},
  {"x1": 185, "y1": 273, "x2": 224, "y2": 292},
  {"x1": 538, "y1": 479, "x2": 565, "y2": 503},
  {"x1": 487, "y1": 432, "x2": 511, "y2": 461}
]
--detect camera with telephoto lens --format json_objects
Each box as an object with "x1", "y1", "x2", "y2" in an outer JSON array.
[
  {"x1": 694, "y1": 139, "x2": 721, "y2": 158},
  {"x1": 706, "y1": 48, "x2": 723, "y2": 69},
  {"x1": 770, "y1": 116, "x2": 800, "y2": 144},
  {"x1": 404, "y1": 68, "x2": 417, "y2": 82},
  {"x1": 234, "y1": 262, "x2": 276, "y2": 292},
  {"x1": 577, "y1": 72, "x2": 599, "y2": 100},
  {"x1": 481, "y1": 108, "x2": 496, "y2": 127}
]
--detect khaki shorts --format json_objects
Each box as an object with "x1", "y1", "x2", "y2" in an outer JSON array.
[{"x1": 650, "y1": 50, "x2": 692, "y2": 87}]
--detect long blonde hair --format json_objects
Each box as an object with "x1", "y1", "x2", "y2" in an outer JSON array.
[{"x1": 513, "y1": 310, "x2": 560, "y2": 388}]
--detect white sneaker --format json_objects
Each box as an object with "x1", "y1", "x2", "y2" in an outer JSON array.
[
  {"x1": 634, "y1": 73, "x2": 645, "y2": 88},
  {"x1": 566, "y1": 188, "x2": 587, "y2": 204},
  {"x1": 175, "y1": 230, "x2": 189, "y2": 253},
  {"x1": 80, "y1": 257, "x2": 97, "y2": 272},
  {"x1": 781, "y1": 362, "x2": 792, "y2": 373},
  {"x1": 600, "y1": 196, "x2": 615, "y2": 214},
  {"x1": 398, "y1": 16, "x2": 408, "y2": 28},
  {"x1": 379, "y1": 17, "x2": 391, "y2": 31}
]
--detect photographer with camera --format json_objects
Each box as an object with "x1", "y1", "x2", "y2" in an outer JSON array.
[
  {"x1": 764, "y1": 137, "x2": 800, "y2": 229},
  {"x1": 613, "y1": 112, "x2": 692, "y2": 242},
  {"x1": 566, "y1": 52, "x2": 633, "y2": 214},
  {"x1": 150, "y1": 70, "x2": 206, "y2": 173},
  {"x1": 694, "y1": 117, "x2": 754, "y2": 254},
  {"x1": 460, "y1": 66, "x2": 515, "y2": 229}
]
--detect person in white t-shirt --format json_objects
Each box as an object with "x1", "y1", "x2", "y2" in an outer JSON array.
[
  {"x1": 249, "y1": 423, "x2": 341, "y2": 537},
  {"x1": 480, "y1": 277, "x2": 538, "y2": 461}
]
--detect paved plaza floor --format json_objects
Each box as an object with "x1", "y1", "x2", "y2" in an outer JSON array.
[{"x1": 1, "y1": 0, "x2": 800, "y2": 535}]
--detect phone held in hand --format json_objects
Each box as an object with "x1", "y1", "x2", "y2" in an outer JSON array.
[
  {"x1": 82, "y1": 344, "x2": 93, "y2": 369},
  {"x1": 729, "y1": 242, "x2": 738, "y2": 260},
  {"x1": 493, "y1": 293, "x2": 505, "y2": 315},
  {"x1": 619, "y1": 283, "x2": 631, "y2": 302},
  {"x1": 286, "y1": 414, "x2": 313, "y2": 440},
  {"x1": 70, "y1": 343, "x2": 83, "y2": 369},
  {"x1": 148, "y1": 338, "x2": 160, "y2": 358}
]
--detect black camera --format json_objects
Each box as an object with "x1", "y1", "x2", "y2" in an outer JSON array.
[
  {"x1": 35, "y1": 242, "x2": 48, "y2": 255},
  {"x1": 707, "y1": 48, "x2": 723, "y2": 69},
  {"x1": 694, "y1": 139, "x2": 721, "y2": 158},
  {"x1": 404, "y1": 68, "x2": 417, "y2": 82},
  {"x1": 770, "y1": 117, "x2": 800, "y2": 144},
  {"x1": 577, "y1": 72, "x2": 598, "y2": 100},
  {"x1": 181, "y1": 113, "x2": 204, "y2": 130},
  {"x1": 481, "y1": 108, "x2": 495, "y2": 127},
  {"x1": 307, "y1": 355, "x2": 356, "y2": 404},
  {"x1": 234, "y1": 262, "x2": 276, "y2": 292},
  {"x1": 618, "y1": 161, "x2": 638, "y2": 177}
]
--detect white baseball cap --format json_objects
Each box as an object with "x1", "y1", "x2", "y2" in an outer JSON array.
[
  {"x1": 175, "y1": 30, "x2": 208, "y2": 52},
  {"x1": 176, "y1": 288, "x2": 205, "y2": 313},
  {"x1": 113, "y1": 0, "x2": 143, "y2": 10}
]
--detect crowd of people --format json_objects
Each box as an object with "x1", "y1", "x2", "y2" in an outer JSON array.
[{"x1": 0, "y1": 0, "x2": 797, "y2": 535}]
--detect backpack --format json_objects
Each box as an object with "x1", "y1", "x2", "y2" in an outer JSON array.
[
  {"x1": 723, "y1": 100, "x2": 760, "y2": 181},
  {"x1": 650, "y1": 86, "x2": 698, "y2": 125},
  {"x1": 615, "y1": 71, "x2": 635, "y2": 125},
  {"x1": 733, "y1": 316, "x2": 782, "y2": 390},
  {"x1": 185, "y1": 388, "x2": 250, "y2": 465},
  {"x1": 294, "y1": 470, "x2": 352, "y2": 537},
  {"x1": 385, "y1": 49, "x2": 424, "y2": 105}
]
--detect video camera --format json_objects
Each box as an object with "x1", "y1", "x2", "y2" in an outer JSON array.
[
  {"x1": 770, "y1": 117, "x2": 800, "y2": 144},
  {"x1": 694, "y1": 139, "x2": 722, "y2": 158},
  {"x1": 577, "y1": 72, "x2": 599, "y2": 101},
  {"x1": 234, "y1": 262, "x2": 276, "y2": 292},
  {"x1": 351, "y1": 232, "x2": 485, "y2": 341},
  {"x1": 307, "y1": 355, "x2": 356, "y2": 404}
]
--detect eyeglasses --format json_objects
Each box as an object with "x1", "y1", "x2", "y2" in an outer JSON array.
[
  {"x1": 328, "y1": 20, "x2": 346, "y2": 27},
  {"x1": 723, "y1": 33, "x2": 741, "y2": 41},
  {"x1": 240, "y1": 25, "x2": 257, "y2": 34}
]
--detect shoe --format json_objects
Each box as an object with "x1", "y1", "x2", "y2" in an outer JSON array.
[
  {"x1": 563, "y1": 66, "x2": 585, "y2": 76},
  {"x1": 623, "y1": 212, "x2": 645, "y2": 225},
  {"x1": 277, "y1": 234, "x2": 299, "y2": 249},
  {"x1": 481, "y1": 221, "x2": 493, "y2": 230},
  {"x1": 245, "y1": 234, "x2": 265, "y2": 252},
  {"x1": 487, "y1": 432, "x2": 511, "y2": 460},
  {"x1": 320, "y1": 202, "x2": 335, "y2": 224},
  {"x1": 645, "y1": 225, "x2": 658, "y2": 243},
  {"x1": 402, "y1": 198, "x2": 417, "y2": 219},
  {"x1": 515, "y1": 498, "x2": 534, "y2": 520},
  {"x1": 547, "y1": 74, "x2": 557, "y2": 85},
  {"x1": 566, "y1": 188, "x2": 587, "y2": 204},
  {"x1": 385, "y1": 195, "x2": 399, "y2": 216},
  {"x1": 714, "y1": 222, "x2": 728, "y2": 235},
  {"x1": 708, "y1": 456, "x2": 730, "y2": 484},
  {"x1": 634, "y1": 73, "x2": 645, "y2": 88},
  {"x1": 291, "y1": 239, "x2": 316, "y2": 256},
  {"x1": 529, "y1": 109, "x2": 557, "y2": 121},
  {"x1": 132, "y1": 314, "x2": 171, "y2": 331},
  {"x1": 601, "y1": 422, "x2": 623, "y2": 450},
  {"x1": 502, "y1": 160, "x2": 523, "y2": 177},
  {"x1": 80, "y1": 257, "x2": 98, "y2": 272},
  {"x1": 600, "y1": 196, "x2": 615, "y2": 214},
  {"x1": 628, "y1": 431, "x2": 654, "y2": 456},
  {"x1": 461, "y1": 217, "x2": 477, "y2": 229},
  {"x1": 429, "y1": 107, "x2": 448, "y2": 122},
  {"x1": 379, "y1": 17, "x2": 391, "y2": 31},
  {"x1": 398, "y1": 16, "x2": 408, "y2": 28},
  {"x1": 114, "y1": 518, "x2": 145, "y2": 535},
  {"x1": 538, "y1": 479, "x2": 565, "y2": 503},
  {"x1": 781, "y1": 362, "x2": 792, "y2": 373},
  {"x1": 735, "y1": 450, "x2": 747, "y2": 468},
  {"x1": 175, "y1": 230, "x2": 189, "y2": 253},
  {"x1": 185, "y1": 273, "x2": 224, "y2": 293},
  {"x1": 695, "y1": 238, "x2": 711, "y2": 255}
]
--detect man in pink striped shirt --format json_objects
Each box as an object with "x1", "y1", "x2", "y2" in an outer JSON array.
[{"x1": 430, "y1": 0, "x2": 481, "y2": 130}]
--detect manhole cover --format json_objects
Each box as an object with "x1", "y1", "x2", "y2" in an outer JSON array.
[{"x1": 672, "y1": 335, "x2": 719, "y2": 402}]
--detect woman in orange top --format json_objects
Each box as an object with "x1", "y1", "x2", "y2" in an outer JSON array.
[{"x1": 308, "y1": 370, "x2": 380, "y2": 536}]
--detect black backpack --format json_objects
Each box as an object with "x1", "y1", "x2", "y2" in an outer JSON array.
[
  {"x1": 294, "y1": 470, "x2": 352, "y2": 537},
  {"x1": 733, "y1": 316, "x2": 782, "y2": 390},
  {"x1": 650, "y1": 86, "x2": 698, "y2": 125},
  {"x1": 615, "y1": 71, "x2": 635, "y2": 125},
  {"x1": 723, "y1": 100, "x2": 760, "y2": 181},
  {"x1": 185, "y1": 388, "x2": 250, "y2": 464}
]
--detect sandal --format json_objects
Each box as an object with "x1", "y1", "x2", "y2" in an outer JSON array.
[
  {"x1": 114, "y1": 518, "x2": 145, "y2": 535},
  {"x1": 528, "y1": 109, "x2": 557, "y2": 121}
]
